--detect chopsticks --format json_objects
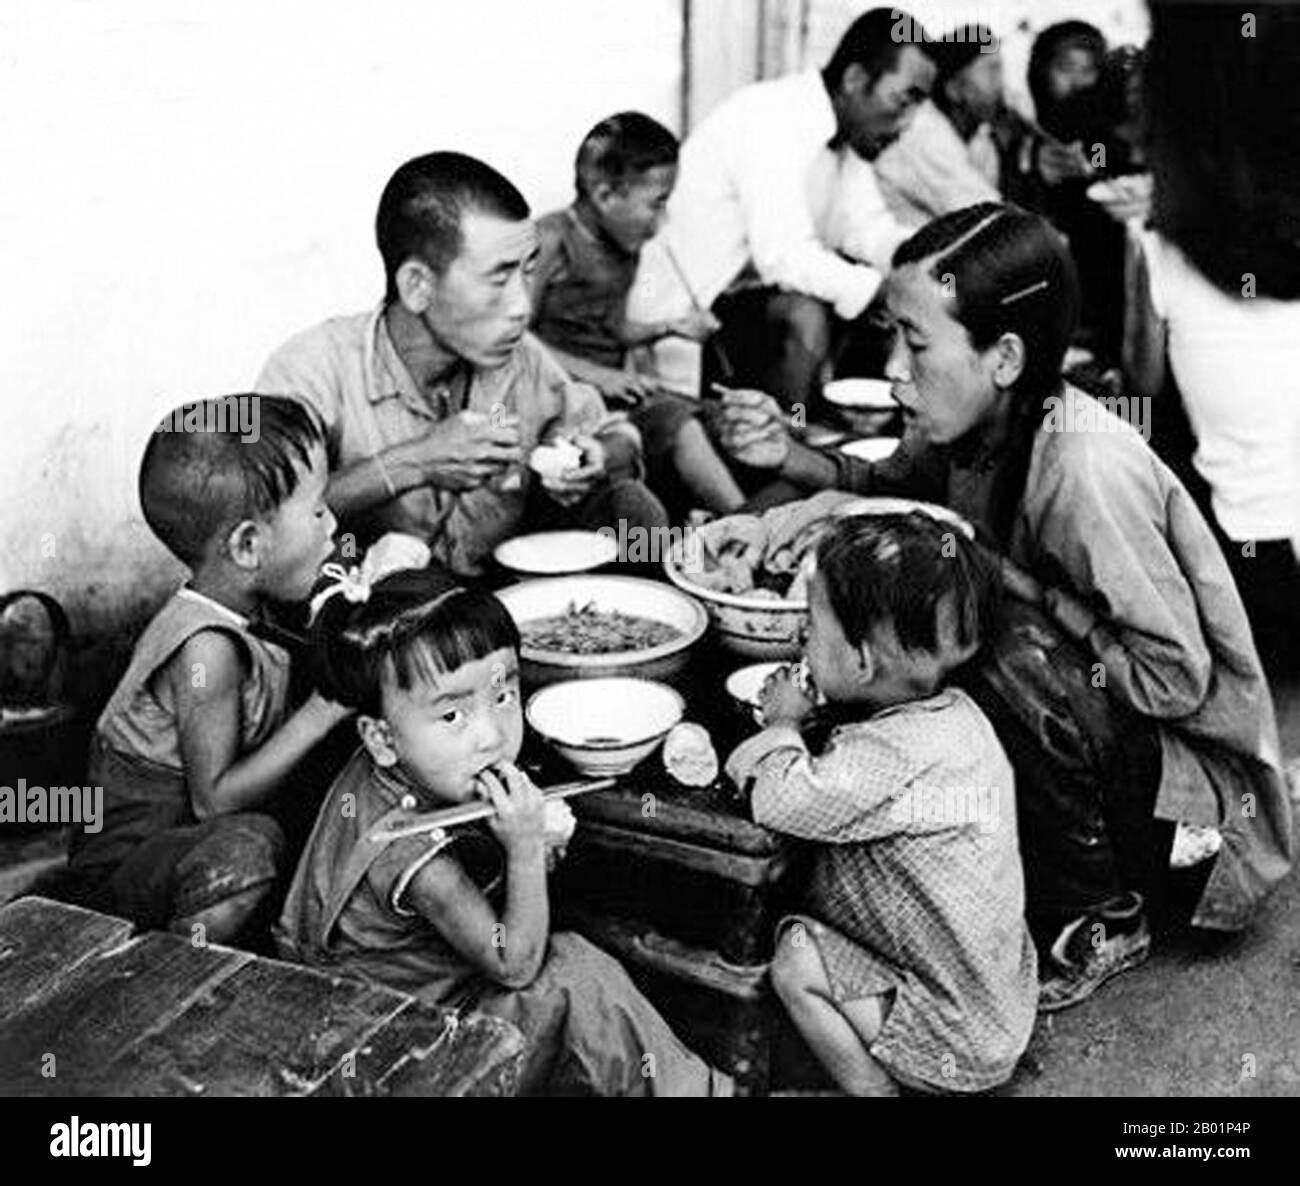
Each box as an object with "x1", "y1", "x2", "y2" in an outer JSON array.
[
  {"x1": 367, "y1": 777, "x2": 617, "y2": 844},
  {"x1": 661, "y1": 241, "x2": 736, "y2": 382}
]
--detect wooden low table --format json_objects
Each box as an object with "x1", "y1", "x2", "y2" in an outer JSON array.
[
  {"x1": 0, "y1": 897, "x2": 523, "y2": 1097},
  {"x1": 526, "y1": 641, "x2": 812, "y2": 1094}
]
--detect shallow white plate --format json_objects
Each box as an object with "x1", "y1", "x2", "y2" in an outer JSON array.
[
  {"x1": 823, "y1": 378, "x2": 896, "y2": 409},
  {"x1": 838, "y1": 437, "x2": 900, "y2": 463},
  {"x1": 494, "y1": 531, "x2": 619, "y2": 576}
]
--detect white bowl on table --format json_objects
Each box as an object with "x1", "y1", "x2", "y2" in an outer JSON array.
[
  {"x1": 839, "y1": 436, "x2": 900, "y2": 463},
  {"x1": 824, "y1": 378, "x2": 899, "y2": 436},
  {"x1": 497, "y1": 574, "x2": 707, "y2": 688},
  {"x1": 663, "y1": 538, "x2": 807, "y2": 662},
  {"x1": 526, "y1": 677, "x2": 685, "y2": 777},
  {"x1": 493, "y1": 530, "x2": 619, "y2": 577}
]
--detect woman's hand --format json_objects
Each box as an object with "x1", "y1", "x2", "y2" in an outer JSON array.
[{"x1": 714, "y1": 385, "x2": 791, "y2": 470}]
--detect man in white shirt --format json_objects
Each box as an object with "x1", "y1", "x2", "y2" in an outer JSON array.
[{"x1": 633, "y1": 8, "x2": 936, "y2": 410}]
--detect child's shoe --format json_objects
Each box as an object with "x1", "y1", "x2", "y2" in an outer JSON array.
[{"x1": 1037, "y1": 890, "x2": 1151, "y2": 1012}]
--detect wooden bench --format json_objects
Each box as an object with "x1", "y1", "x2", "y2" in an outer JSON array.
[{"x1": 0, "y1": 896, "x2": 522, "y2": 1097}]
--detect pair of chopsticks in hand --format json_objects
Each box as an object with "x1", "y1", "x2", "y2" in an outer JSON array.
[{"x1": 368, "y1": 777, "x2": 616, "y2": 844}]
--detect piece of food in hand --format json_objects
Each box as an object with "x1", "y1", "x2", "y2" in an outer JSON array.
[
  {"x1": 544, "y1": 798, "x2": 577, "y2": 845},
  {"x1": 662, "y1": 721, "x2": 719, "y2": 787},
  {"x1": 529, "y1": 439, "x2": 584, "y2": 481}
]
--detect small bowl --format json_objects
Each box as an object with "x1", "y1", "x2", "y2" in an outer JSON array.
[
  {"x1": 725, "y1": 661, "x2": 789, "y2": 724},
  {"x1": 823, "y1": 378, "x2": 895, "y2": 409},
  {"x1": 497, "y1": 574, "x2": 707, "y2": 687},
  {"x1": 493, "y1": 531, "x2": 619, "y2": 577},
  {"x1": 839, "y1": 437, "x2": 900, "y2": 463},
  {"x1": 526, "y1": 677, "x2": 685, "y2": 777}
]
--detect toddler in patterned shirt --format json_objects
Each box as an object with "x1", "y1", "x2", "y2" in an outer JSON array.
[{"x1": 726, "y1": 512, "x2": 1038, "y2": 1095}]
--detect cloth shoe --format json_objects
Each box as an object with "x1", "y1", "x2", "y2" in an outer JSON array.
[{"x1": 1038, "y1": 891, "x2": 1151, "y2": 1013}]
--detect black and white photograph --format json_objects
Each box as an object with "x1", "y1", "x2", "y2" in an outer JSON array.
[{"x1": 0, "y1": 0, "x2": 1295, "y2": 1152}]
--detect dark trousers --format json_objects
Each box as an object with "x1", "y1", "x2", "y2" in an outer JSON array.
[
  {"x1": 707, "y1": 288, "x2": 889, "y2": 416},
  {"x1": 957, "y1": 600, "x2": 1177, "y2": 949}
]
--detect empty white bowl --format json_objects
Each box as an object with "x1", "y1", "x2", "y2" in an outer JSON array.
[
  {"x1": 526, "y1": 677, "x2": 685, "y2": 777},
  {"x1": 839, "y1": 436, "x2": 900, "y2": 463},
  {"x1": 493, "y1": 530, "x2": 619, "y2": 577},
  {"x1": 823, "y1": 378, "x2": 896, "y2": 409}
]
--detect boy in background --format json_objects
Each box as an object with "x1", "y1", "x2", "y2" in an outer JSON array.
[{"x1": 532, "y1": 112, "x2": 744, "y2": 517}]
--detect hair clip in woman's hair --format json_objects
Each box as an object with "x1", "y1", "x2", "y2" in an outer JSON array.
[
  {"x1": 999, "y1": 278, "x2": 1050, "y2": 305},
  {"x1": 309, "y1": 532, "x2": 432, "y2": 623}
]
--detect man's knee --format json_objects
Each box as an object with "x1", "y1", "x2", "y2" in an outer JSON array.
[{"x1": 767, "y1": 294, "x2": 832, "y2": 357}]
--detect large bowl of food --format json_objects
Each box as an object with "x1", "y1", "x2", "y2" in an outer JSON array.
[
  {"x1": 664, "y1": 493, "x2": 976, "y2": 661},
  {"x1": 526, "y1": 677, "x2": 685, "y2": 777},
  {"x1": 497, "y1": 574, "x2": 707, "y2": 687}
]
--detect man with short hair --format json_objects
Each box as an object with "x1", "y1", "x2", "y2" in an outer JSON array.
[
  {"x1": 632, "y1": 7, "x2": 936, "y2": 410},
  {"x1": 256, "y1": 152, "x2": 666, "y2": 576}
]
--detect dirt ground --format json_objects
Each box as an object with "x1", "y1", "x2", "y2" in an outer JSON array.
[{"x1": 1003, "y1": 676, "x2": 1300, "y2": 1097}]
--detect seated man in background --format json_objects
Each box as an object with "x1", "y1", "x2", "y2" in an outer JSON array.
[
  {"x1": 631, "y1": 7, "x2": 934, "y2": 411},
  {"x1": 257, "y1": 152, "x2": 666, "y2": 577},
  {"x1": 873, "y1": 25, "x2": 1004, "y2": 228}
]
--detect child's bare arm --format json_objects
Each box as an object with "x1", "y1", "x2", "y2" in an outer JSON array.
[
  {"x1": 171, "y1": 630, "x2": 350, "y2": 819},
  {"x1": 544, "y1": 342, "x2": 656, "y2": 405},
  {"x1": 402, "y1": 844, "x2": 548, "y2": 990},
  {"x1": 726, "y1": 727, "x2": 906, "y2": 843}
]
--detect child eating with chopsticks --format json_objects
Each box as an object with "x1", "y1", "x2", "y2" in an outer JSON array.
[
  {"x1": 726, "y1": 513, "x2": 1037, "y2": 1095},
  {"x1": 532, "y1": 112, "x2": 745, "y2": 517},
  {"x1": 276, "y1": 565, "x2": 729, "y2": 1096}
]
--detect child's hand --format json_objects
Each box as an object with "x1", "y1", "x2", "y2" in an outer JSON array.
[
  {"x1": 759, "y1": 666, "x2": 816, "y2": 728},
  {"x1": 600, "y1": 370, "x2": 657, "y2": 407},
  {"x1": 304, "y1": 690, "x2": 355, "y2": 727},
  {"x1": 667, "y1": 310, "x2": 721, "y2": 342},
  {"x1": 477, "y1": 762, "x2": 545, "y2": 859}
]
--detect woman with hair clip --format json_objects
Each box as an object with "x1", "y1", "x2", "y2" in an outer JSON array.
[{"x1": 714, "y1": 203, "x2": 1291, "y2": 1012}]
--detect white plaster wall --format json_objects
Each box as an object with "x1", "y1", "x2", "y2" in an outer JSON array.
[{"x1": 0, "y1": 0, "x2": 682, "y2": 639}]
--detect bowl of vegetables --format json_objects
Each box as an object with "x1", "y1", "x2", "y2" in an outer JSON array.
[{"x1": 497, "y1": 574, "x2": 708, "y2": 688}]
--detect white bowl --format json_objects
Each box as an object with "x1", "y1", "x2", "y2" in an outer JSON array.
[
  {"x1": 823, "y1": 378, "x2": 896, "y2": 409},
  {"x1": 663, "y1": 539, "x2": 807, "y2": 661},
  {"x1": 526, "y1": 677, "x2": 685, "y2": 777},
  {"x1": 497, "y1": 575, "x2": 707, "y2": 687},
  {"x1": 725, "y1": 661, "x2": 789, "y2": 724},
  {"x1": 839, "y1": 437, "x2": 900, "y2": 463},
  {"x1": 493, "y1": 530, "x2": 618, "y2": 577}
]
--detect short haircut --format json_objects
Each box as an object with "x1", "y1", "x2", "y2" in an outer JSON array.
[
  {"x1": 311, "y1": 567, "x2": 520, "y2": 717},
  {"x1": 139, "y1": 395, "x2": 324, "y2": 567},
  {"x1": 815, "y1": 513, "x2": 1000, "y2": 659},
  {"x1": 575, "y1": 111, "x2": 679, "y2": 199},
  {"x1": 375, "y1": 151, "x2": 531, "y2": 302},
  {"x1": 824, "y1": 7, "x2": 933, "y2": 91},
  {"x1": 932, "y1": 25, "x2": 999, "y2": 88}
]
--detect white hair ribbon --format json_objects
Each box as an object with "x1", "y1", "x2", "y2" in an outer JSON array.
[{"x1": 309, "y1": 532, "x2": 432, "y2": 623}]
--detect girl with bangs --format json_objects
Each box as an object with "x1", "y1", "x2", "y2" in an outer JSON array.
[{"x1": 276, "y1": 567, "x2": 729, "y2": 1095}]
